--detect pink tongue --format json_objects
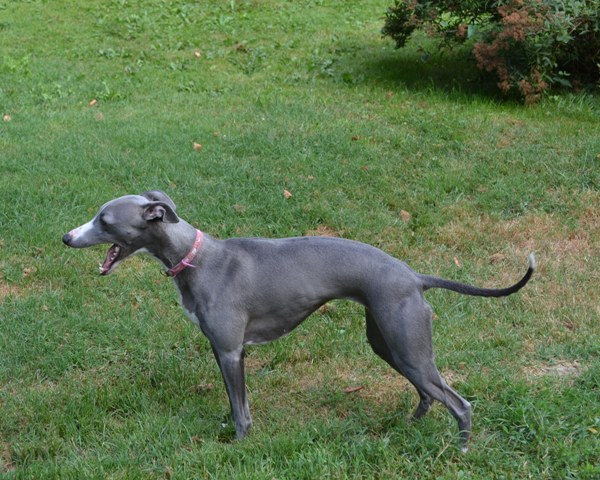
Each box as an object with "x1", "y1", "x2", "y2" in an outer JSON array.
[{"x1": 101, "y1": 245, "x2": 118, "y2": 274}]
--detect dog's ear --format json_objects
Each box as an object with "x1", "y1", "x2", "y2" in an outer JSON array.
[
  {"x1": 140, "y1": 190, "x2": 177, "y2": 211},
  {"x1": 142, "y1": 202, "x2": 179, "y2": 223}
]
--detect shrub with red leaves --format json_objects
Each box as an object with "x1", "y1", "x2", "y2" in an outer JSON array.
[{"x1": 382, "y1": 0, "x2": 600, "y2": 103}]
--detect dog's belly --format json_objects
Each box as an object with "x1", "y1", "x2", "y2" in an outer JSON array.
[{"x1": 242, "y1": 299, "x2": 329, "y2": 345}]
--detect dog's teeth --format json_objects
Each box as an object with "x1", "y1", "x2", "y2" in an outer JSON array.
[{"x1": 109, "y1": 246, "x2": 121, "y2": 261}]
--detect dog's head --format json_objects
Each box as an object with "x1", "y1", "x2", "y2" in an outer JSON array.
[{"x1": 62, "y1": 191, "x2": 179, "y2": 275}]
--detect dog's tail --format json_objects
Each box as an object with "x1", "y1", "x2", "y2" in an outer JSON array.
[{"x1": 418, "y1": 254, "x2": 535, "y2": 298}]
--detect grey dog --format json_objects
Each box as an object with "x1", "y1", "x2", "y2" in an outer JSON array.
[{"x1": 62, "y1": 191, "x2": 534, "y2": 451}]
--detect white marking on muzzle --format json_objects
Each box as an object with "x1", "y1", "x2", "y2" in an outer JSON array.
[{"x1": 69, "y1": 219, "x2": 96, "y2": 240}]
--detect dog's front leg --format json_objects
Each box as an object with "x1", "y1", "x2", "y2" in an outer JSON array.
[{"x1": 211, "y1": 345, "x2": 252, "y2": 439}]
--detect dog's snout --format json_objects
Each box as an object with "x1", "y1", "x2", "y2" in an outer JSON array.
[{"x1": 62, "y1": 233, "x2": 72, "y2": 245}]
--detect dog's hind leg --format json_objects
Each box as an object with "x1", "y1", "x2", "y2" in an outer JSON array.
[
  {"x1": 367, "y1": 298, "x2": 472, "y2": 452},
  {"x1": 413, "y1": 387, "x2": 434, "y2": 420},
  {"x1": 401, "y1": 358, "x2": 472, "y2": 452},
  {"x1": 366, "y1": 310, "x2": 433, "y2": 420}
]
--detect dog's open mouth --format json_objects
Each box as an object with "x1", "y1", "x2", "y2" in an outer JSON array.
[{"x1": 100, "y1": 244, "x2": 124, "y2": 275}]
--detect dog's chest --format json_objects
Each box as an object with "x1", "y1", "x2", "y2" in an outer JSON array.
[
  {"x1": 182, "y1": 304, "x2": 201, "y2": 329},
  {"x1": 174, "y1": 283, "x2": 202, "y2": 329}
]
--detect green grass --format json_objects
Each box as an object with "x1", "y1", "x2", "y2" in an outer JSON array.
[{"x1": 1, "y1": 0, "x2": 599, "y2": 478}]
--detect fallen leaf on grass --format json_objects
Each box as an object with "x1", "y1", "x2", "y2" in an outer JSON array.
[
  {"x1": 283, "y1": 189, "x2": 292, "y2": 199},
  {"x1": 2, "y1": 114, "x2": 11, "y2": 122},
  {"x1": 305, "y1": 225, "x2": 339, "y2": 238},
  {"x1": 193, "y1": 142, "x2": 202, "y2": 151},
  {"x1": 399, "y1": 210, "x2": 412, "y2": 222},
  {"x1": 489, "y1": 253, "x2": 506, "y2": 264},
  {"x1": 89, "y1": 99, "x2": 97, "y2": 107},
  {"x1": 193, "y1": 383, "x2": 214, "y2": 394},
  {"x1": 23, "y1": 267, "x2": 36, "y2": 277},
  {"x1": 344, "y1": 386, "x2": 365, "y2": 394},
  {"x1": 453, "y1": 256, "x2": 461, "y2": 268},
  {"x1": 317, "y1": 303, "x2": 335, "y2": 315}
]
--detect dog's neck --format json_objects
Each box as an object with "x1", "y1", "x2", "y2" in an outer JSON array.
[
  {"x1": 146, "y1": 220, "x2": 203, "y2": 272},
  {"x1": 166, "y1": 229, "x2": 204, "y2": 277}
]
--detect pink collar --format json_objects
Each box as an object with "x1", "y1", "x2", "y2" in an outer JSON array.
[{"x1": 166, "y1": 229, "x2": 204, "y2": 277}]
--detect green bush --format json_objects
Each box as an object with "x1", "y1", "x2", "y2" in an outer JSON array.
[{"x1": 382, "y1": 0, "x2": 600, "y2": 103}]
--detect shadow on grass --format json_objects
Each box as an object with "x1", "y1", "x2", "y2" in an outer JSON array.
[{"x1": 335, "y1": 36, "x2": 513, "y2": 104}]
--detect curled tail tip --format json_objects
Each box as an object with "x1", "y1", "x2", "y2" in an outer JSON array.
[{"x1": 528, "y1": 253, "x2": 536, "y2": 270}]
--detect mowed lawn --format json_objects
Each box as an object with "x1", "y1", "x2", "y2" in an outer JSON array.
[{"x1": 1, "y1": 1, "x2": 599, "y2": 478}]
